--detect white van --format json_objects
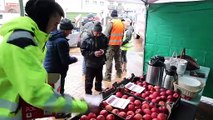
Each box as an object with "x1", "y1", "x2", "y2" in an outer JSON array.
[{"x1": 0, "y1": 13, "x2": 20, "y2": 27}]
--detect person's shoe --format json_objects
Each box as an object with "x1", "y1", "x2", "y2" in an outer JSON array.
[
  {"x1": 85, "y1": 91, "x2": 92, "y2": 95},
  {"x1": 116, "y1": 73, "x2": 122, "y2": 78},
  {"x1": 103, "y1": 77, "x2": 111, "y2": 82},
  {"x1": 95, "y1": 87, "x2": 103, "y2": 92}
]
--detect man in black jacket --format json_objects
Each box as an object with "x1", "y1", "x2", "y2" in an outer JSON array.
[
  {"x1": 44, "y1": 18, "x2": 78, "y2": 95},
  {"x1": 80, "y1": 22, "x2": 109, "y2": 94}
]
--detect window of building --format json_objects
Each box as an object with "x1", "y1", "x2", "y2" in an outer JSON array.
[
  {"x1": 93, "y1": 0, "x2": 97, "y2": 5},
  {"x1": 100, "y1": 1, "x2": 104, "y2": 6},
  {"x1": 85, "y1": 0, "x2": 89, "y2": 5}
]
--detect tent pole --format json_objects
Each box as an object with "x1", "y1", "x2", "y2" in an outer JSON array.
[{"x1": 19, "y1": 0, "x2": 24, "y2": 16}]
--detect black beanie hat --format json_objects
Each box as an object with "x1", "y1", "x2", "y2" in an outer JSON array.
[
  {"x1": 111, "y1": 10, "x2": 118, "y2": 17},
  {"x1": 60, "y1": 18, "x2": 74, "y2": 30},
  {"x1": 93, "y1": 22, "x2": 102, "y2": 32},
  {"x1": 25, "y1": 0, "x2": 64, "y2": 32}
]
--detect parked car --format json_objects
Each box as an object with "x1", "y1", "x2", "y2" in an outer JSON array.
[{"x1": 67, "y1": 29, "x2": 80, "y2": 47}]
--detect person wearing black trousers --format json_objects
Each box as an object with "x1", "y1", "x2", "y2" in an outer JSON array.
[{"x1": 80, "y1": 22, "x2": 109, "y2": 94}]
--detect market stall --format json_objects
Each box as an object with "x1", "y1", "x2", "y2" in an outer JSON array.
[{"x1": 71, "y1": 64, "x2": 209, "y2": 120}]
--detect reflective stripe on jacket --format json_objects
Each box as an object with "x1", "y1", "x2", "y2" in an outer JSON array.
[
  {"x1": 109, "y1": 19, "x2": 125, "y2": 46},
  {"x1": 0, "y1": 16, "x2": 88, "y2": 119}
]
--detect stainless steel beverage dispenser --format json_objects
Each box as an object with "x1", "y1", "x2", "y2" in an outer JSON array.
[{"x1": 146, "y1": 56, "x2": 165, "y2": 86}]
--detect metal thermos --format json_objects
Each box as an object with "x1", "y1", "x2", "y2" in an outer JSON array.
[
  {"x1": 146, "y1": 56, "x2": 165, "y2": 86},
  {"x1": 162, "y1": 66, "x2": 178, "y2": 90}
]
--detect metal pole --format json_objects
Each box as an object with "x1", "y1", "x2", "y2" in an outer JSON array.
[{"x1": 19, "y1": 0, "x2": 24, "y2": 16}]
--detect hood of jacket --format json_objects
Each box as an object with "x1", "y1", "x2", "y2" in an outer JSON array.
[
  {"x1": 49, "y1": 30, "x2": 67, "y2": 41},
  {"x1": 0, "y1": 16, "x2": 50, "y2": 49}
]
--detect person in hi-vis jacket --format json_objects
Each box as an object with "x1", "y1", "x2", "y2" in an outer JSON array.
[{"x1": 0, "y1": 0, "x2": 97, "y2": 119}]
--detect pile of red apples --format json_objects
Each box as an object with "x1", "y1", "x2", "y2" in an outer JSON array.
[
  {"x1": 122, "y1": 80, "x2": 180, "y2": 106},
  {"x1": 102, "y1": 92, "x2": 169, "y2": 120}
]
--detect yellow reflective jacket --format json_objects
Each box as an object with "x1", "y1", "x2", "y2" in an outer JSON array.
[
  {"x1": 121, "y1": 26, "x2": 134, "y2": 51},
  {"x1": 0, "y1": 16, "x2": 87, "y2": 119}
]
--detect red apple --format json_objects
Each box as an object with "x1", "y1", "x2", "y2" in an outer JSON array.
[
  {"x1": 160, "y1": 91, "x2": 166, "y2": 96},
  {"x1": 127, "y1": 96, "x2": 135, "y2": 102},
  {"x1": 134, "y1": 93, "x2": 140, "y2": 97},
  {"x1": 100, "y1": 109, "x2": 108, "y2": 117},
  {"x1": 118, "y1": 111, "x2": 126, "y2": 118},
  {"x1": 106, "y1": 114, "x2": 115, "y2": 120},
  {"x1": 148, "y1": 85, "x2": 154, "y2": 90},
  {"x1": 143, "y1": 109, "x2": 151, "y2": 115},
  {"x1": 158, "y1": 101, "x2": 166, "y2": 106},
  {"x1": 125, "y1": 115, "x2": 134, "y2": 120},
  {"x1": 127, "y1": 111, "x2": 135, "y2": 116},
  {"x1": 151, "y1": 107, "x2": 159, "y2": 113},
  {"x1": 115, "y1": 92, "x2": 123, "y2": 98},
  {"x1": 80, "y1": 115, "x2": 88, "y2": 120},
  {"x1": 151, "y1": 98, "x2": 157, "y2": 103},
  {"x1": 142, "y1": 81, "x2": 147, "y2": 85},
  {"x1": 167, "y1": 95, "x2": 173, "y2": 100},
  {"x1": 87, "y1": 112, "x2": 96, "y2": 119},
  {"x1": 135, "y1": 108, "x2": 143, "y2": 114},
  {"x1": 154, "y1": 85, "x2": 160, "y2": 90},
  {"x1": 158, "y1": 106, "x2": 168, "y2": 114},
  {"x1": 90, "y1": 118, "x2": 96, "y2": 120},
  {"x1": 149, "y1": 102, "x2": 156, "y2": 109},
  {"x1": 141, "y1": 93, "x2": 147, "y2": 98},
  {"x1": 142, "y1": 101, "x2": 149, "y2": 104},
  {"x1": 143, "y1": 114, "x2": 152, "y2": 120},
  {"x1": 151, "y1": 112, "x2": 158, "y2": 118},
  {"x1": 141, "y1": 103, "x2": 150, "y2": 109},
  {"x1": 96, "y1": 115, "x2": 105, "y2": 120},
  {"x1": 157, "y1": 113, "x2": 168, "y2": 120},
  {"x1": 134, "y1": 100, "x2": 142, "y2": 106},
  {"x1": 166, "y1": 89, "x2": 173, "y2": 95},
  {"x1": 122, "y1": 95, "x2": 128, "y2": 99},
  {"x1": 128, "y1": 104, "x2": 135, "y2": 111},
  {"x1": 105, "y1": 105, "x2": 113, "y2": 111},
  {"x1": 173, "y1": 92, "x2": 179, "y2": 99},
  {"x1": 152, "y1": 118, "x2": 158, "y2": 120},
  {"x1": 153, "y1": 91, "x2": 160, "y2": 97},
  {"x1": 111, "y1": 108, "x2": 119, "y2": 114},
  {"x1": 160, "y1": 96, "x2": 166, "y2": 101},
  {"x1": 133, "y1": 113, "x2": 143, "y2": 120}
]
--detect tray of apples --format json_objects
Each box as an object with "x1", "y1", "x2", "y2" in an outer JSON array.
[
  {"x1": 118, "y1": 75, "x2": 181, "y2": 110},
  {"x1": 100, "y1": 89, "x2": 170, "y2": 120}
]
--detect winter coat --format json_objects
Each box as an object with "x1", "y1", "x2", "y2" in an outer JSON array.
[
  {"x1": 0, "y1": 16, "x2": 87, "y2": 119},
  {"x1": 44, "y1": 30, "x2": 77, "y2": 73},
  {"x1": 80, "y1": 32, "x2": 109, "y2": 68}
]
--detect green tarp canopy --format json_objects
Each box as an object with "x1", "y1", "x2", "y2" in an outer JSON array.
[{"x1": 144, "y1": 0, "x2": 213, "y2": 97}]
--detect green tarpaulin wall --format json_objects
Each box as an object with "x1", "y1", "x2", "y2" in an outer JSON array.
[{"x1": 144, "y1": 1, "x2": 213, "y2": 98}]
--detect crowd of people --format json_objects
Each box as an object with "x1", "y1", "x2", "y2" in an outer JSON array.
[{"x1": 0, "y1": 0, "x2": 134, "y2": 119}]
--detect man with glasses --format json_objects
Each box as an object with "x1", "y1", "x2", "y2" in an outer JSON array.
[{"x1": 80, "y1": 22, "x2": 109, "y2": 95}]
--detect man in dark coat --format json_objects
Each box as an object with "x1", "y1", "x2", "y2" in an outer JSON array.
[
  {"x1": 80, "y1": 22, "x2": 109, "y2": 94},
  {"x1": 44, "y1": 18, "x2": 78, "y2": 95}
]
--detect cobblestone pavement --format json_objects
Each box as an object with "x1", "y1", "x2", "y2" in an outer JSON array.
[{"x1": 64, "y1": 47, "x2": 143, "y2": 98}]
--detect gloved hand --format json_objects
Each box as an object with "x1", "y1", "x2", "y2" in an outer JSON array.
[
  {"x1": 87, "y1": 103, "x2": 101, "y2": 114},
  {"x1": 84, "y1": 94, "x2": 102, "y2": 114},
  {"x1": 70, "y1": 56, "x2": 78, "y2": 63},
  {"x1": 122, "y1": 40, "x2": 129, "y2": 46}
]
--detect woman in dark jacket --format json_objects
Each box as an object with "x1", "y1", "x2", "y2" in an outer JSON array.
[{"x1": 80, "y1": 22, "x2": 109, "y2": 94}]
